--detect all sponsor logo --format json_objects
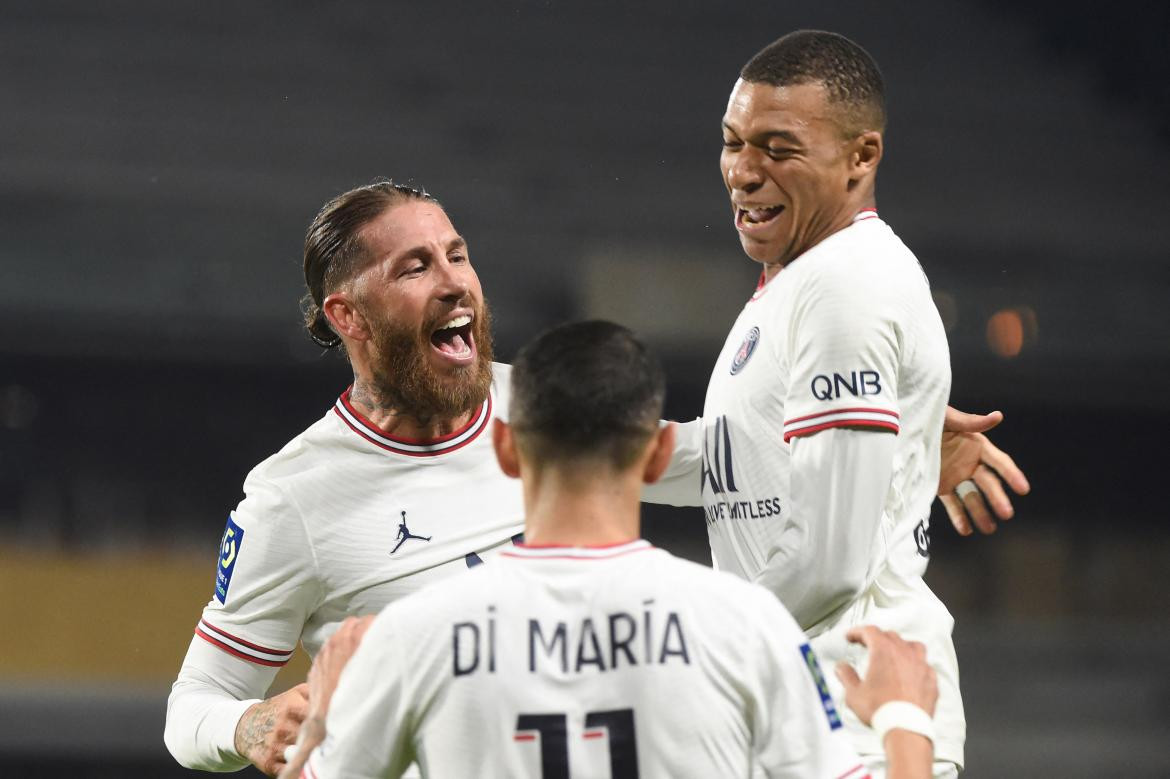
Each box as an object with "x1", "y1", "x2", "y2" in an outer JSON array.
[
  {"x1": 730, "y1": 326, "x2": 761, "y2": 375},
  {"x1": 214, "y1": 517, "x2": 244, "y2": 604}
]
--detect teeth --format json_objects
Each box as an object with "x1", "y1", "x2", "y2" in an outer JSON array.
[{"x1": 438, "y1": 315, "x2": 472, "y2": 330}]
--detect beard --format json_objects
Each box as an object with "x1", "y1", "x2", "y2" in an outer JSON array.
[{"x1": 365, "y1": 299, "x2": 495, "y2": 425}]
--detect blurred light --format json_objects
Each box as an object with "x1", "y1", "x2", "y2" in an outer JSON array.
[
  {"x1": 986, "y1": 307, "x2": 1038, "y2": 358},
  {"x1": 0, "y1": 385, "x2": 40, "y2": 430},
  {"x1": 932, "y1": 290, "x2": 959, "y2": 333}
]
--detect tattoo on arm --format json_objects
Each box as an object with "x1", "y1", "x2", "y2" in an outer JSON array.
[{"x1": 236, "y1": 699, "x2": 277, "y2": 758}]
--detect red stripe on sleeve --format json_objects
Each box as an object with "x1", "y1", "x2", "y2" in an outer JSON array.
[{"x1": 783, "y1": 418, "x2": 899, "y2": 443}]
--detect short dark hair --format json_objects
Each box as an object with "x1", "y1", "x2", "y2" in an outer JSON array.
[
  {"x1": 509, "y1": 321, "x2": 665, "y2": 470},
  {"x1": 301, "y1": 180, "x2": 438, "y2": 348},
  {"x1": 740, "y1": 30, "x2": 886, "y2": 135}
]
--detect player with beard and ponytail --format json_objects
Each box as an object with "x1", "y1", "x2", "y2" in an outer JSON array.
[{"x1": 162, "y1": 182, "x2": 705, "y2": 777}]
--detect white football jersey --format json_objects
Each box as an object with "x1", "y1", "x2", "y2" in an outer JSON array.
[
  {"x1": 167, "y1": 364, "x2": 704, "y2": 771},
  {"x1": 305, "y1": 540, "x2": 867, "y2": 779},
  {"x1": 700, "y1": 211, "x2": 964, "y2": 766}
]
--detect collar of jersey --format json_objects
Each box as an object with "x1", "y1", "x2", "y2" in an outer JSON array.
[
  {"x1": 749, "y1": 208, "x2": 880, "y2": 302},
  {"x1": 501, "y1": 539, "x2": 653, "y2": 560},
  {"x1": 333, "y1": 387, "x2": 492, "y2": 457}
]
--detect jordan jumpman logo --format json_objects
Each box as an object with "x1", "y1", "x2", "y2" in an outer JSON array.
[{"x1": 391, "y1": 510, "x2": 432, "y2": 554}]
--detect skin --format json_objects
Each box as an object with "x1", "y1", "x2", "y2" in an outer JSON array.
[
  {"x1": 720, "y1": 79, "x2": 881, "y2": 281},
  {"x1": 323, "y1": 200, "x2": 488, "y2": 439}
]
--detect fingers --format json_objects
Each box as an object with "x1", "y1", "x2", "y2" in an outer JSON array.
[
  {"x1": 943, "y1": 406, "x2": 1003, "y2": 434},
  {"x1": 959, "y1": 480, "x2": 997, "y2": 534},
  {"x1": 973, "y1": 463, "x2": 1014, "y2": 521},
  {"x1": 845, "y1": 624, "x2": 885, "y2": 648},
  {"x1": 835, "y1": 662, "x2": 861, "y2": 691},
  {"x1": 939, "y1": 494, "x2": 972, "y2": 536},
  {"x1": 979, "y1": 438, "x2": 1031, "y2": 495}
]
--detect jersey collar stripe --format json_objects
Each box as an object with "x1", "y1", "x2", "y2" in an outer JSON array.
[
  {"x1": 333, "y1": 394, "x2": 491, "y2": 455},
  {"x1": 501, "y1": 540, "x2": 653, "y2": 560},
  {"x1": 836, "y1": 765, "x2": 870, "y2": 779},
  {"x1": 852, "y1": 208, "x2": 880, "y2": 223},
  {"x1": 196, "y1": 619, "x2": 293, "y2": 665}
]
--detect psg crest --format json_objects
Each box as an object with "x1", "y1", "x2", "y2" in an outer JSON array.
[{"x1": 730, "y1": 326, "x2": 760, "y2": 375}]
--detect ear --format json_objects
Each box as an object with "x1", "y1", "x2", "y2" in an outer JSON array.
[
  {"x1": 642, "y1": 422, "x2": 677, "y2": 485},
  {"x1": 849, "y1": 130, "x2": 882, "y2": 180},
  {"x1": 322, "y1": 291, "x2": 370, "y2": 343},
  {"x1": 492, "y1": 419, "x2": 521, "y2": 479}
]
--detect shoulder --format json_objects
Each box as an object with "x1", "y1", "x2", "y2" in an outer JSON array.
[{"x1": 237, "y1": 406, "x2": 346, "y2": 518}]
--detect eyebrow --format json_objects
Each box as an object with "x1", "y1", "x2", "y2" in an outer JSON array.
[
  {"x1": 390, "y1": 236, "x2": 468, "y2": 265},
  {"x1": 722, "y1": 122, "x2": 804, "y2": 147}
]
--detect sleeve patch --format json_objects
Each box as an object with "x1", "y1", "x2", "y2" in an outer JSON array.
[
  {"x1": 214, "y1": 516, "x2": 245, "y2": 604},
  {"x1": 799, "y1": 643, "x2": 843, "y2": 731}
]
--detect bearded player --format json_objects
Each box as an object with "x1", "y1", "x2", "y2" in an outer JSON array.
[
  {"x1": 163, "y1": 183, "x2": 704, "y2": 776},
  {"x1": 703, "y1": 30, "x2": 987, "y2": 776}
]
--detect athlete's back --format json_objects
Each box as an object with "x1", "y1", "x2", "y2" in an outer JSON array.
[{"x1": 307, "y1": 540, "x2": 863, "y2": 778}]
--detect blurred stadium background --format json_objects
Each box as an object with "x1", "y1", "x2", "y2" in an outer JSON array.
[{"x1": 1, "y1": 1, "x2": 1168, "y2": 776}]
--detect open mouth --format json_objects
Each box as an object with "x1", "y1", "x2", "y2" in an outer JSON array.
[
  {"x1": 735, "y1": 204, "x2": 785, "y2": 231},
  {"x1": 430, "y1": 314, "x2": 476, "y2": 363}
]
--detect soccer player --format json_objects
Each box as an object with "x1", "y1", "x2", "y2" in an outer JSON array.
[
  {"x1": 703, "y1": 31, "x2": 976, "y2": 776},
  {"x1": 164, "y1": 180, "x2": 1021, "y2": 776},
  {"x1": 163, "y1": 184, "x2": 703, "y2": 776},
  {"x1": 279, "y1": 321, "x2": 940, "y2": 779}
]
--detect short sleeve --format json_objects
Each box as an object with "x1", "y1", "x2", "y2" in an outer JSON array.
[
  {"x1": 194, "y1": 472, "x2": 320, "y2": 667},
  {"x1": 748, "y1": 593, "x2": 866, "y2": 777},
  {"x1": 782, "y1": 268, "x2": 901, "y2": 443}
]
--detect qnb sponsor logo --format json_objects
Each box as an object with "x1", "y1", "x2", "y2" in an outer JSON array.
[{"x1": 810, "y1": 370, "x2": 882, "y2": 401}]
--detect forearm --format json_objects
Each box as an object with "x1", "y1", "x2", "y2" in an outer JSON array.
[
  {"x1": 755, "y1": 428, "x2": 895, "y2": 629},
  {"x1": 164, "y1": 635, "x2": 278, "y2": 770},
  {"x1": 883, "y1": 731, "x2": 934, "y2": 779}
]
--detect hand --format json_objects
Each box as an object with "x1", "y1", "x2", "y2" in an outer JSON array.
[
  {"x1": 938, "y1": 406, "x2": 1030, "y2": 535},
  {"x1": 234, "y1": 683, "x2": 309, "y2": 777},
  {"x1": 835, "y1": 625, "x2": 937, "y2": 725},
  {"x1": 276, "y1": 616, "x2": 376, "y2": 779},
  {"x1": 307, "y1": 615, "x2": 375, "y2": 722}
]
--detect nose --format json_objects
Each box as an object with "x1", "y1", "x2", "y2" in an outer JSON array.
[
  {"x1": 434, "y1": 255, "x2": 470, "y2": 303},
  {"x1": 724, "y1": 148, "x2": 764, "y2": 194}
]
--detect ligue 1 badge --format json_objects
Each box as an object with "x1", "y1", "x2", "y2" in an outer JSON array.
[{"x1": 730, "y1": 326, "x2": 760, "y2": 375}]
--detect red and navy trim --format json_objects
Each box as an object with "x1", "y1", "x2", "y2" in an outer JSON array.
[
  {"x1": 836, "y1": 764, "x2": 870, "y2": 779},
  {"x1": 501, "y1": 539, "x2": 653, "y2": 561},
  {"x1": 783, "y1": 407, "x2": 899, "y2": 442},
  {"x1": 333, "y1": 387, "x2": 491, "y2": 457},
  {"x1": 194, "y1": 619, "x2": 294, "y2": 667},
  {"x1": 853, "y1": 207, "x2": 879, "y2": 223}
]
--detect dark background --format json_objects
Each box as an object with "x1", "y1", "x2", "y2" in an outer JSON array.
[{"x1": 0, "y1": 1, "x2": 1167, "y2": 777}]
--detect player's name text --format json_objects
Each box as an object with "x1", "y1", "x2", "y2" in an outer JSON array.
[{"x1": 452, "y1": 603, "x2": 692, "y2": 677}]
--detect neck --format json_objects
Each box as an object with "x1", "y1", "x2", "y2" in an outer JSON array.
[
  {"x1": 520, "y1": 463, "x2": 642, "y2": 547},
  {"x1": 762, "y1": 194, "x2": 876, "y2": 282},
  {"x1": 348, "y1": 375, "x2": 475, "y2": 441}
]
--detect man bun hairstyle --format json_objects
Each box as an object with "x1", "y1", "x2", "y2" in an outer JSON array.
[
  {"x1": 509, "y1": 320, "x2": 666, "y2": 470},
  {"x1": 301, "y1": 180, "x2": 438, "y2": 349},
  {"x1": 741, "y1": 29, "x2": 886, "y2": 136}
]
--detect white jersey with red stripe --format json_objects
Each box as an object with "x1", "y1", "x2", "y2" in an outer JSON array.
[
  {"x1": 303, "y1": 540, "x2": 868, "y2": 779},
  {"x1": 699, "y1": 211, "x2": 963, "y2": 767},
  {"x1": 165, "y1": 363, "x2": 704, "y2": 772}
]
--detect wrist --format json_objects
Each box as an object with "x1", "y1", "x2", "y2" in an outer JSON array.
[{"x1": 871, "y1": 700, "x2": 934, "y2": 744}]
